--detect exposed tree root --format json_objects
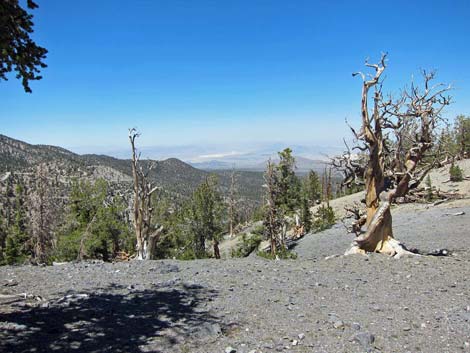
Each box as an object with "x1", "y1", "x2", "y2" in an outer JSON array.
[{"x1": 345, "y1": 237, "x2": 418, "y2": 259}]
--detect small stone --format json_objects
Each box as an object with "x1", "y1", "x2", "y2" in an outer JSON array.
[
  {"x1": 225, "y1": 347, "x2": 236, "y2": 353},
  {"x1": 298, "y1": 333, "x2": 305, "y2": 340},
  {"x1": 0, "y1": 322, "x2": 28, "y2": 331},
  {"x1": 292, "y1": 339, "x2": 298, "y2": 346},
  {"x1": 420, "y1": 323, "x2": 426, "y2": 328},
  {"x1": 403, "y1": 326, "x2": 412, "y2": 331},
  {"x1": 371, "y1": 305, "x2": 382, "y2": 312},
  {"x1": 4, "y1": 279, "x2": 18, "y2": 287},
  {"x1": 349, "y1": 332, "x2": 375, "y2": 349},
  {"x1": 333, "y1": 320, "x2": 344, "y2": 329},
  {"x1": 211, "y1": 323, "x2": 222, "y2": 335},
  {"x1": 352, "y1": 322, "x2": 361, "y2": 331}
]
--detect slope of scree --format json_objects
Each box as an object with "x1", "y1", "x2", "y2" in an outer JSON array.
[{"x1": 1, "y1": 195, "x2": 470, "y2": 353}]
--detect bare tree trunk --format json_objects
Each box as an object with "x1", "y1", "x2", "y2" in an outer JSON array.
[
  {"x1": 346, "y1": 56, "x2": 396, "y2": 254},
  {"x1": 129, "y1": 129, "x2": 162, "y2": 260},
  {"x1": 29, "y1": 164, "x2": 57, "y2": 263},
  {"x1": 213, "y1": 240, "x2": 220, "y2": 259},
  {"x1": 140, "y1": 226, "x2": 164, "y2": 260}
]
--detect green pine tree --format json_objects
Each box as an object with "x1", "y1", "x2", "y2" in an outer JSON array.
[
  {"x1": 276, "y1": 148, "x2": 301, "y2": 212},
  {"x1": 56, "y1": 179, "x2": 132, "y2": 261},
  {"x1": 189, "y1": 176, "x2": 224, "y2": 259},
  {"x1": 303, "y1": 170, "x2": 321, "y2": 206},
  {"x1": 449, "y1": 163, "x2": 464, "y2": 182},
  {"x1": 300, "y1": 196, "x2": 312, "y2": 233},
  {"x1": 455, "y1": 115, "x2": 470, "y2": 158},
  {"x1": 4, "y1": 184, "x2": 29, "y2": 264}
]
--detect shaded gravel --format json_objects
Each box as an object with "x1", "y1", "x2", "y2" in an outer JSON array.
[{"x1": 1, "y1": 204, "x2": 470, "y2": 353}]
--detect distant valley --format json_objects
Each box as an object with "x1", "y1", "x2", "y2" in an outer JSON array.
[
  {"x1": 0, "y1": 135, "x2": 337, "y2": 202},
  {"x1": 0, "y1": 134, "x2": 265, "y2": 206},
  {"x1": 74, "y1": 141, "x2": 341, "y2": 174},
  {"x1": 189, "y1": 155, "x2": 329, "y2": 174}
]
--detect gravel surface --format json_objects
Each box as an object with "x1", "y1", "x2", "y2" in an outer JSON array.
[{"x1": 1, "y1": 204, "x2": 470, "y2": 353}]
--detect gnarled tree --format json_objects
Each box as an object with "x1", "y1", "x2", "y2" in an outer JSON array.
[
  {"x1": 336, "y1": 54, "x2": 451, "y2": 257},
  {"x1": 129, "y1": 129, "x2": 163, "y2": 260}
]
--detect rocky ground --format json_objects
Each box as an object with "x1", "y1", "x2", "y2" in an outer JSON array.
[{"x1": 1, "y1": 161, "x2": 470, "y2": 353}]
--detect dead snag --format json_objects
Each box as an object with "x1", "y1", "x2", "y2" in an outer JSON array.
[
  {"x1": 335, "y1": 54, "x2": 451, "y2": 257},
  {"x1": 129, "y1": 128, "x2": 164, "y2": 260}
]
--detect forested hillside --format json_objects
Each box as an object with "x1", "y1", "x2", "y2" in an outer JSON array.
[{"x1": 0, "y1": 134, "x2": 264, "y2": 202}]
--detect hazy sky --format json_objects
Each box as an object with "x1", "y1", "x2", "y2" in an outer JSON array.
[{"x1": 2, "y1": 0, "x2": 470, "y2": 154}]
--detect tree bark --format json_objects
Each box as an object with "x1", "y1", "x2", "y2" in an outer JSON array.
[
  {"x1": 343, "y1": 57, "x2": 451, "y2": 257},
  {"x1": 129, "y1": 129, "x2": 162, "y2": 260},
  {"x1": 213, "y1": 240, "x2": 220, "y2": 259}
]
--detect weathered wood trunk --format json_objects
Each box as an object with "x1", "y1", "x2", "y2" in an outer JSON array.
[
  {"x1": 136, "y1": 239, "x2": 150, "y2": 260},
  {"x1": 213, "y1": 240, "x2": 220, "y2": 259},
  {"x1": 129, "y1": 129, "x2": 162, "y2": 261},
  {"x1": 345, "y1": 56, "x2": 405, "y2": 257},
  {"x1": 270, "y1": 237, "x2": 277, "y2": 257},
  {"x1": 343, "y1": 56, "x2": 451, "y2": 258},
  {"x1": 136, "y1": 227, "x2": 163, "y2": 260}
]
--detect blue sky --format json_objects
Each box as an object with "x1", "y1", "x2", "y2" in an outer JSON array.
[{"x1": 1, "y1": 0, "x2": 469, "y2": 155}]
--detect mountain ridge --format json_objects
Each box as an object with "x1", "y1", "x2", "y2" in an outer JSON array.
[{"x1": 0, "y1": 134, "x2": 264, "y2": 204}]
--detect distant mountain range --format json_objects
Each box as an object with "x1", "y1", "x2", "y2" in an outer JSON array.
[
  {"x1": 190, "y1": 155, "x2": 329, "y2": 173},
  {"x1": 0, "y1": 134, "x2": 265, "y2": 204},
  {"x1": 82, "y1": 141, "x2": 341, "y2": 174},
  {"x1": 0, "y1": 134, "x2": 344, "y2": 209}
]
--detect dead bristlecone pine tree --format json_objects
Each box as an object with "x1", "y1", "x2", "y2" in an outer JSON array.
[
  {"x1": 29, "y1": 164, "x2": 58, "y2": 264},
  {"x1": 129, "y1": 128, "x2": 163, "y2": 260},
  {"x1": 334, "y1": 53, "x2": 451, "y2": 258}
]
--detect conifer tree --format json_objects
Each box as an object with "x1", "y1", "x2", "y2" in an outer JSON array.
[
  {"x1": 300, "y1": 196, "x2": 312, "y2": 233},
  {"x1": 303, "y1": 170, "x2": 322, "y2": 206},
  {"x1": 4, "y1": 184, "x2": 29, "y2": 264},
  {"x1": 56, "y1": 179, "x2": 132, "y2": 261},
  {"x1": 189, "y1": 176, "x2": 223, "y2": 259},
  {"x1": 276, "y1": 148, "x2": 301, "y2": 212},
  {"x1": 263, "y1": 160, "x2": 282, "y2": 256},
  {"x1": 455, "y1": 115, "x2": 470, "y2": 158},
  {"x1": 227, "y1": 169, "x2": 239, "y2": 237},
  {"x1": 1, "y1": 0, "x2": 48, "y2": 92}
]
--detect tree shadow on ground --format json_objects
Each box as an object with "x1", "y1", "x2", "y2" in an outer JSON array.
[{"x1": 0, "y1": 283, "x2": 221, "y2": 353}]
